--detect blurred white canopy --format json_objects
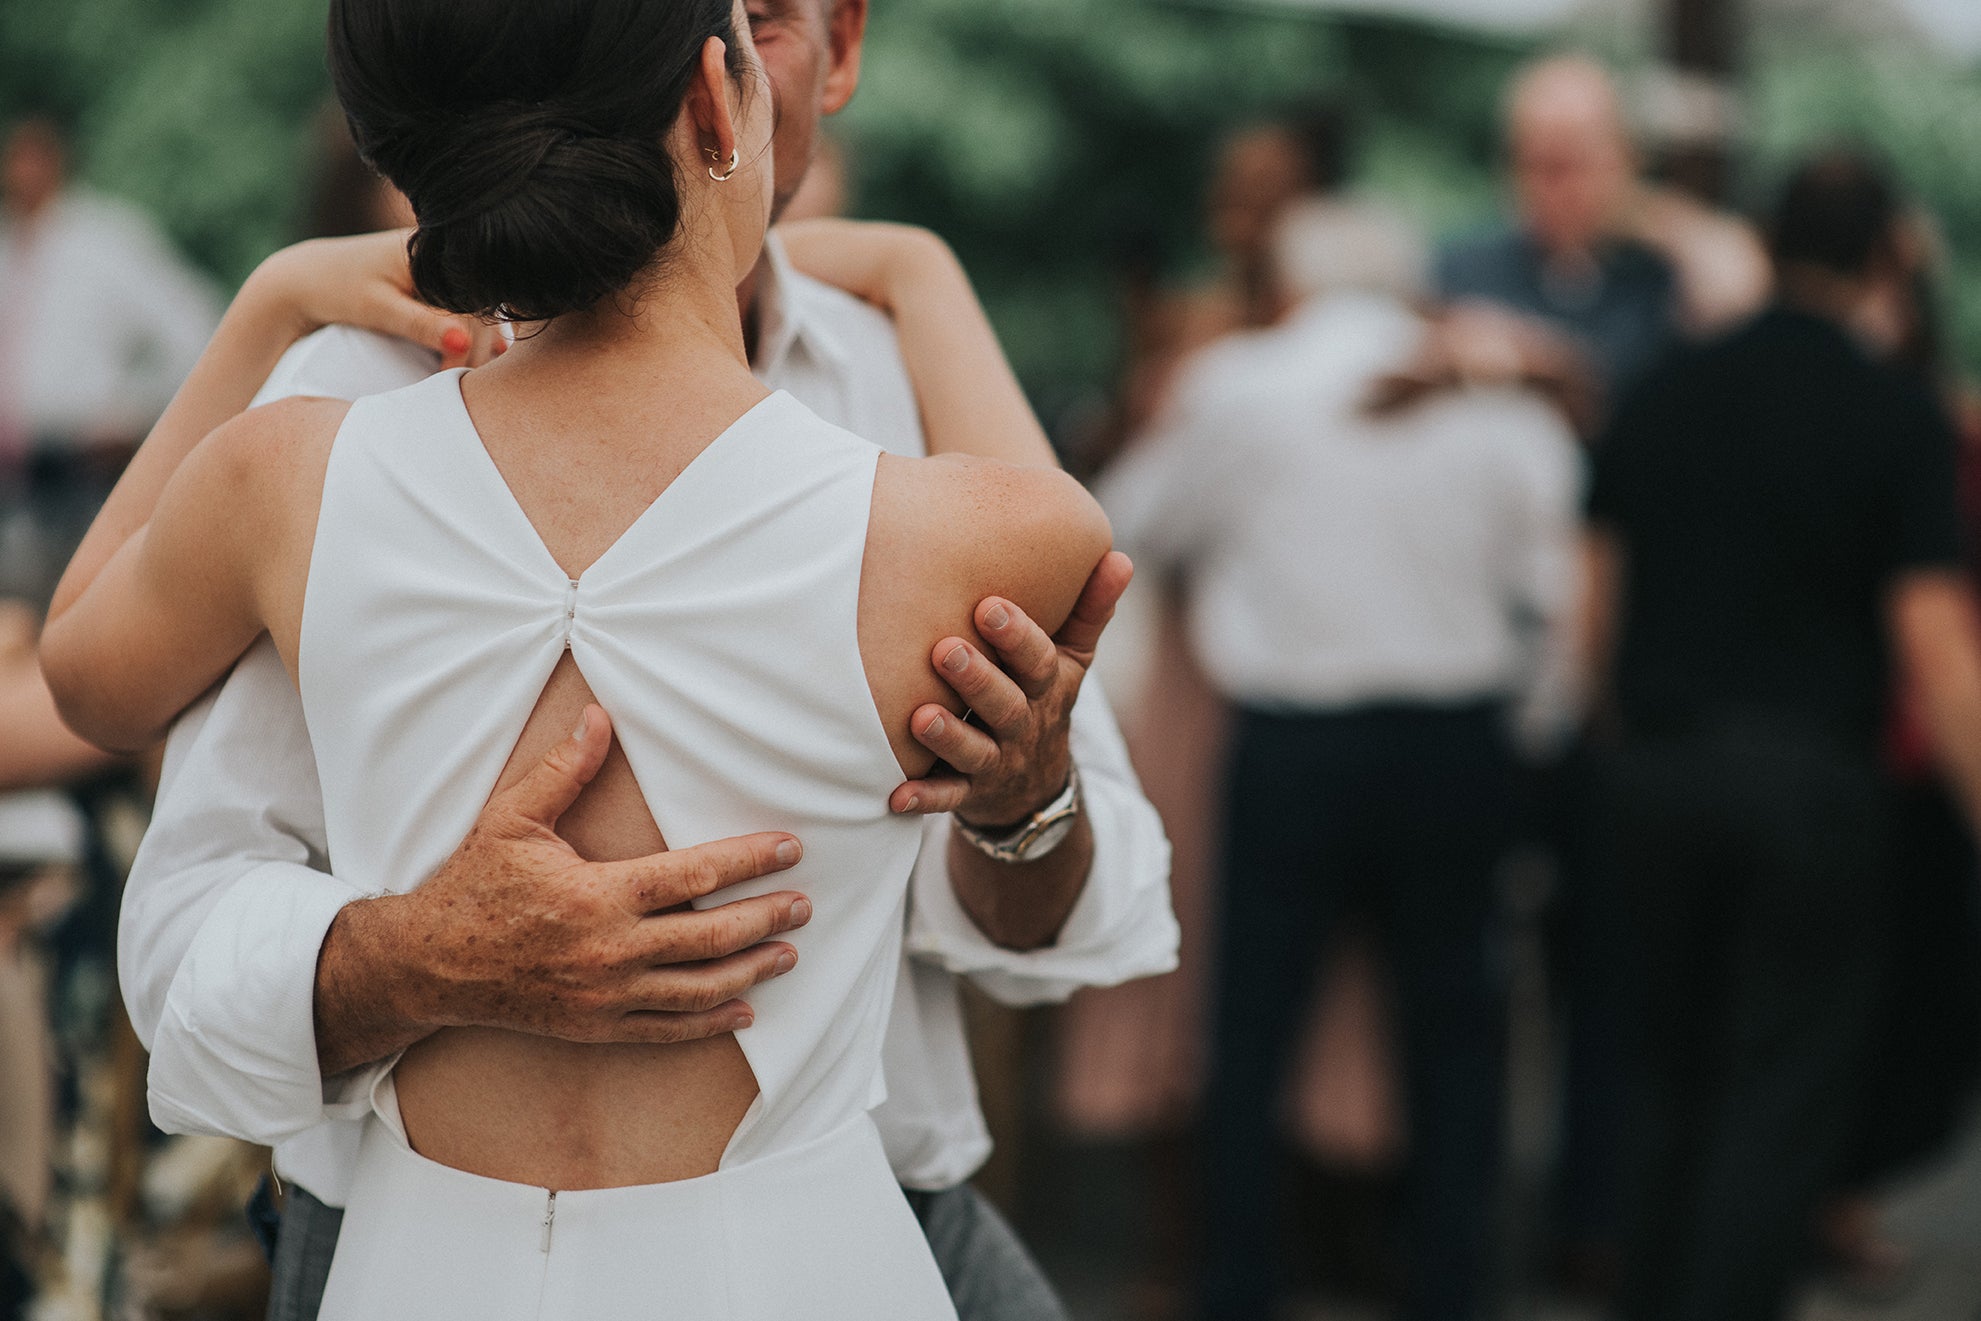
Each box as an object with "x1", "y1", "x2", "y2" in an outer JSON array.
[
  {"x1": 1229, "y1": 0, "x2": 1981, "y2": 56},
  {"x1": 1899, "y1": 0, "x2": 1981, "y2": 58},
  {"x1": 1231, "y1": 0, "x2": 1576, "y2": 34}
]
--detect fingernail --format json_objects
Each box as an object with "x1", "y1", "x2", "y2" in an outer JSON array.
[
  {"x1": 943, "y1": 646, "x2": 969, "y2": 673},
  {"x1": 442, "y1": 327, "x2": 470, "y2": 356},
  {"x1": 924, "y1": 714, "x2": 946, "y2": 739},
  {"x1": 571, "y1": 710, "x2": 589, "y2": 741},
  {"x1": 774, "y1": 950, "x2": 798, "y2": 974},
  {"x1": 984, "y1": 603, "x2": 1009, "y2": 630},
  {"x1": 775, "y1": 839, "x2": 802, "y2": 867},
  {"x1": 901, "y1": 795, "x2": 921, "y2": 814},
  {"x1": 790, "y1": 898, "x2": 813, "y2": 925},
  {"x1": 734, "y1": 1011, "x2": 755, "y2": 1030}
]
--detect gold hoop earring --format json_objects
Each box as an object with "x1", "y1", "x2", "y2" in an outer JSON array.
[{"x1": 709, "y1": 149, "x2": 740, "y2": 183}]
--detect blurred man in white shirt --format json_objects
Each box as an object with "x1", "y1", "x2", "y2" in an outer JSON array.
[
  {"x1": 1103, "y1": 208, "x2": 1580, "y2": 1321},
  {"x1": 0, "y1": 116, "x2": 220, "y2": 602}
]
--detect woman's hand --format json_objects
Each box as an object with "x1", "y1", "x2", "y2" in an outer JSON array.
[{"x1": 247, "y1": 231, "x2": 507, "y2": 370}]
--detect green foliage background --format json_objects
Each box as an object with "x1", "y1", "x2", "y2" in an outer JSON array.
[{"x1": 5, "y1": 0, "x2": 1981, "y2": 405}]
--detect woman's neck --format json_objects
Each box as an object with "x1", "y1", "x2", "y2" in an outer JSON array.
[{"x1": 503, "y1": 257, "x2": 756, "y2": 395}]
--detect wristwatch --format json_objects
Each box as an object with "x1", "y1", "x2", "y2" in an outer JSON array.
[{"x1": 952, "y1": 767, "x2": 1083, "y2": 865}]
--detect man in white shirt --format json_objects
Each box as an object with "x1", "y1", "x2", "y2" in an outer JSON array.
[
  {"x1": 118, "y1": 5, "x2": 1174, "y2": 1320},
  {"x1": 0, "y1": 116, "x2": 221, "y2": 602},
  {"x1": 1101, "y1": 225, "x2": 1578, "y2": 1321}
]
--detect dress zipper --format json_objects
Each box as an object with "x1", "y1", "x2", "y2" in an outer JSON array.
[{"x1": 540, "y1": 1190, "x2": 558, "y2": 1253}]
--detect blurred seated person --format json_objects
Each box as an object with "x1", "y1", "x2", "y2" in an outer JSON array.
[
  {"x1": 0, "y1": 116, "x2": 221, "y2": 604},
  {"x1": 1438, "y1": 54, "x2": 1677, "y2": 417},
  {"x1": 0, "y1": 789, "x2": 87, "y2": 1321},
  {"x1": 1581, "y1": 149, "x2": 1981, "y2": 1321},
  {"x1": 1102, "y1": 203, "x2": 1581, "y2": 1321}
]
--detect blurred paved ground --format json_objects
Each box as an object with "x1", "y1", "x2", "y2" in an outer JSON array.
[
  {"x1": 1028, "y1": 868, "x2": 1981, "y2": 1321},
  {"x1": 1041, "y1": 1106, "x2": 1981, "y2": 1321}
]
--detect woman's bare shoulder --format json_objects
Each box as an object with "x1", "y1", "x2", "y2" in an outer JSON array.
[
  {"x1": 185, "y1": 395, "x2": 354, "y2": 533},
  {"x1": 873, "y1": 451, "x2": 1112, "y2": 630},
  {"x1": 203, "y1": 395, "x2": 352, "y2": 481}
]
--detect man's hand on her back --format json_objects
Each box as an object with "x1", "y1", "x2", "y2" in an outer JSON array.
[{"x1": 314, "y1": 705, "x2": 811, "y2": 1077}]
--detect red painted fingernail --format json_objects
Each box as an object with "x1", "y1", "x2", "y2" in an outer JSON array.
[{"x1": 442, "y1": 327, "x2": 470, "y2": 356}]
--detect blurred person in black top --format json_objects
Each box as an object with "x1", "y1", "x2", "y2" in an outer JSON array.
[
  {"x1": 1581, "y1": 149, "x2": 1981, "y2": 1321},
  {"x1": 1818, "y1": 230, "x2": 1981, "y2": 1292}
]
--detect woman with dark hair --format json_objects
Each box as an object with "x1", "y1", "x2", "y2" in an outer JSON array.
[{"x1": 38, "y1": 1, "x2": 1109, "y2": 1316}]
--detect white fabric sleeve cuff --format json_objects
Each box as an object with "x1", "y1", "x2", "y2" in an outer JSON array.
[
  {"x1": 145, "y1": 861, "x2": 387, "y2": 1143},
  {"x1": 904, "y1": 685, "x2": 1178, "y2": 1007}
]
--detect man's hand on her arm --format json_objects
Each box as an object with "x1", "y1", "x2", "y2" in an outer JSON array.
[
  {"x1": 893, "y1": 552, "x2": 1134, "y2": 951},
  {"x1": 314, "y1": 705, "x2": 811, "y2": 1077},
  {"x1": 891, "y1": 552, "x2": 1132, "y2": 824}
]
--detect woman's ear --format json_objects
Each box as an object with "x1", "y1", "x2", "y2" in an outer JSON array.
[{"x1": 686, "y1": 36, "x2": 739, "y2": 168}]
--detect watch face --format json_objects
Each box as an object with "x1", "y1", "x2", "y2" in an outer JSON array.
[{"x1": 1017, "y1": 812, "x2": 1077, "y2": 862}]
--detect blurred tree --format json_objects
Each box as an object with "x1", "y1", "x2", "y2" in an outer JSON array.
[
  {"x1": 840, "y1": 0, "x2": 1524, "y2": 403},
  {"x1": 0, "y1": 0, "x2": 332, "y2": 280},
  {"x1": 1747, "y1": 41, "x2": 1981, "y2": 385},
  {"x1": 5, "y1": 0, "x2": 1980, "y2": 409}
]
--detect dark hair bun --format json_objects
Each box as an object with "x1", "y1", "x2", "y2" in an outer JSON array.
[
  {"x1": 403, "y1": 109, "x2": 681, "y2": 321},
  {"x1": 328, "y1": 0, "x2": 740, "y2": 322}
]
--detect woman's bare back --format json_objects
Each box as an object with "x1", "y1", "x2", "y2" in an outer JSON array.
[{"x1": 350, "y1": 358, "x2": 1107, "y2": 1190}]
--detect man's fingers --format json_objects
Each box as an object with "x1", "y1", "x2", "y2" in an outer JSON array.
[
  {"x1": 625, "y1": 941, "x2": 798, "y2": 1015},
  {"x1": 931, "y1": 640, "x2": 1028, "y2": 732},
  {"x1": 889, "y1": 774, "x2": 973, "y2": 816},
  {"x1": 629, "y1": 891, "x2": 812, "y2": 964},
  {"x1": 616, "y1": 1001, "x2": 758, "y2": 1045},
  {"x1": 612, "y1": 831, "x2": 803, "y2": 911},
  {"x1": 494, "y1": 704, "x2": 612, "y2": 830},
  {"x1": 975, "y1": 598, "x2": 1060, "y2": 700},
  {"x1": 912, "y1": 704, "x2": 999, "y2": 775},
  {"x1": 1054, "y1": 551, "x2": 1135, "y2": 660}
]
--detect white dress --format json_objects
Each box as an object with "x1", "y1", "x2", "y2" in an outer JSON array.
[{"x1": 303, "y1": 371, "x2": 957, "y2": 1320}]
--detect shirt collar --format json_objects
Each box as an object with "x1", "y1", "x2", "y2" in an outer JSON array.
[{"x1": 752, "y1": 231, "x2": 854, "y2": 381}]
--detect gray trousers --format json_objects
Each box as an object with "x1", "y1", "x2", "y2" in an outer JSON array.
[{"x1": 259, "y1": 1178, "x2": 1068, "y2": 1321}]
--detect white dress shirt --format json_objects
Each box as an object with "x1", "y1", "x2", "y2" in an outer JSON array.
[
  {"x1": 1100, "y1": 292, "x2": 1582, "y2": 713},
  {"x1": 120, "y1": 235, "x2": 1176, "y2": 1202},
  {"x1": 0, "y1": 190, "x2": 220, "y2": 449}
]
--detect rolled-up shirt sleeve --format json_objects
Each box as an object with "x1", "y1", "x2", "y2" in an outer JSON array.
[
  {"x1": 904, "y1": 681, "x2": 1177, "y2": 1007},
  {"x1": 122, "y1": 332, "x2": 435, "y2": 1144},
  {"x1": 121, "y1": 641, "x2": 386, "y2": 1142}
]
